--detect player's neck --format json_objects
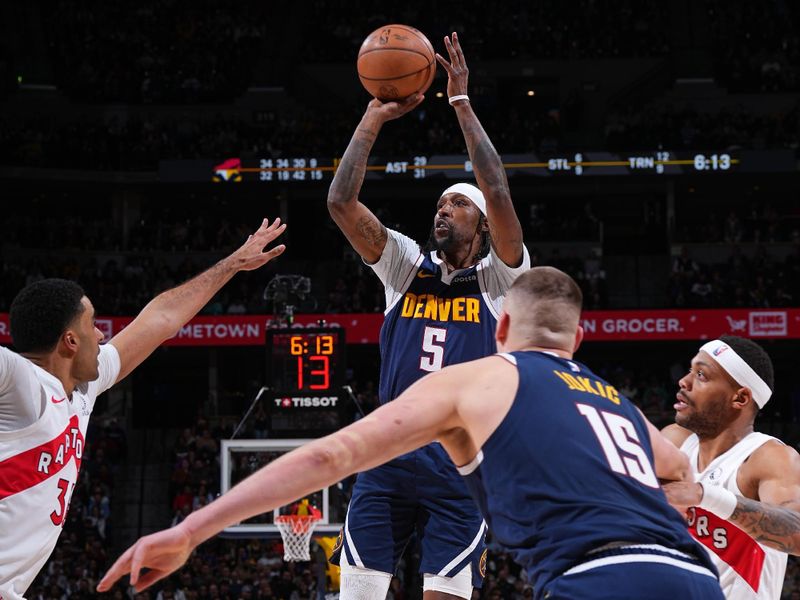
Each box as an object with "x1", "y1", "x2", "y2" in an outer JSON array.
[
  {"x1": 438, "y1": 240, "x2": 481, "y2": 272},
  {"x1": 696, "y1": 423, "x2": 755, "y2": 471},
  {"x1": 23, "y1": 352, "x2": 77, "y2": 396},
  {"x1": 506, "y1": 343, "x2": 573, "y2": 359}
]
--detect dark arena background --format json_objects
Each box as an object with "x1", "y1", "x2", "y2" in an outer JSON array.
[{"x1": 2, "y1": 1, "x2": 800, "y2": 598}]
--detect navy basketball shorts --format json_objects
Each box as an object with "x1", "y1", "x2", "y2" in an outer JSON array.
[
  {"x1": 330, "y1": 444, "x2": 487, "y2": 588},
  {"x1": 538, "y1": 544, "x2": 723, "y2": 600}
]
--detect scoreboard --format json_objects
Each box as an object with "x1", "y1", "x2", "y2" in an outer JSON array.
[
  {"x1": 266, "y1": 327, "x2": 346, "y2": 437},
  {"x1": 161, "y1": 149, "x2": 797, "y2": 183}
]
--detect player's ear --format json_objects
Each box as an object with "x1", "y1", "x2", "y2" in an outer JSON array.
[
  {"x1": 732, "y1": 387, "x2": 753, "y2": 411},
  {"x1": 495, "y1": 310, "x2": 511, "y2": 347},
  {"x1": 572, "y1": 325, "x2": 584, "y2": 354},
  {"x1": 61, "y1": 328, "x2": 79, "y2": 356}
]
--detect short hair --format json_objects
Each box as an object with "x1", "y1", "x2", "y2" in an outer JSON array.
[
  {"x1": 507, "y1": 267, "x2": 583, "y2": 346},
  {"x1": 719, "y1": 335, "x2": 775, "y2": 393},
  {"x1": 9, "y1": 279, "x2": 86, "y2": 353}
]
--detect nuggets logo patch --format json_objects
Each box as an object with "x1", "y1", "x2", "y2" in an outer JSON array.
[
  {"x1": 332, "y1": 528, "x2": 344, "y2": 554},
  {"x1": 479, "y1": 548, "x2": 488, "y2": 578}
]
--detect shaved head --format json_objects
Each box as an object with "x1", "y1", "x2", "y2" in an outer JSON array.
[{"x1": 504, "y1": 267, "x2": 583, "y2": 351}]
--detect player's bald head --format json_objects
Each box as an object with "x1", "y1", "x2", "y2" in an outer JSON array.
[{"x1": 504, "y1": 267, "x2": 583, "y2": 351}]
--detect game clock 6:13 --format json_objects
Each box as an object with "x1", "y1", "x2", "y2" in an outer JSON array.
[{"x1": 266, "y1": 328, "x2": 345, "y2": 394}]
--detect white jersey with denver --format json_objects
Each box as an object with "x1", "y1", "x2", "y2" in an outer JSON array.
[
  {"x1": 0, "y1": 344, "x2": 120, "y2": 600},
  {"x1": 680, "y1": 432, "x2": 787, "y2": 600}
]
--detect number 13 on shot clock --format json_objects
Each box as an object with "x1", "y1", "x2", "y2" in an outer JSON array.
[{"x1": 266, "y1": 327, "x2": 346, "y2": 394}]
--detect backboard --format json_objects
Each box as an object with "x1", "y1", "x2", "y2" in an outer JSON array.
[{"x1": 220, "y1": 439, "x2": 348, "y2": 535}]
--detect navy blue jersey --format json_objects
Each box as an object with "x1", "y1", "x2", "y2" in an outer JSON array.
[
  {"x1": 461, "y1": 351, "x2": 712, "y2": 593},
  {"x1": 372, "y1": 229, "x2": 530, "y2": 403},
  {"x1": 330, "y1": 229, "x2": 530, "y2": 579}
]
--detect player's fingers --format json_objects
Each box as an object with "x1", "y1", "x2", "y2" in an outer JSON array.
[
  {"x1": 434, "y1": 53, "x2": 452, "y2": 72},
  {"x1": 400, "y1": 93, "x2": 422, "y2": 110},
  {"x1": 97, "y1": 547, "x2": 134, "y2": 591},
  {"x1": 264, "y1": 217, "x2": 281, "y2": 232},
  {"x1": 443, "y1": 35, "x2": 458, "y2": 65},
  {"x1": 263, "y1": 223, "x2": 287, "y2": 245},
  {"x1": 263, "y1": 245, "x2": 286, "y2": 260},
  {"x1": 453, "y1": 32, "x2": 466, "y2": 66},
  {"x1": 129, "y1": 543, "x2": 147, "y2": 587},
  {"x1": 408, "y1": 94, "x2": 425, "y2": 110}
]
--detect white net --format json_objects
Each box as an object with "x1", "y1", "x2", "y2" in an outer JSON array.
[{"x1": 275, "y1": 516, "x2": 320, "y2": 561}]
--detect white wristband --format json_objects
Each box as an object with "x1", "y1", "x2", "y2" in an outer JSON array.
[
  {"x1": 448, "y1": 94, "x2": 469, "y2": 106},
  {"x1": 698, "y1": 481, "x2": 737, "y2": 519}
]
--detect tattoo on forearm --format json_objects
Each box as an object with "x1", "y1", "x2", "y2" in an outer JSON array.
[
  {"x1": 472, "y1": 138, "x2": 510, "y2": 193},
  {"x1": 355, "y1": 215, "x2": 387, "y2": 248},
  {"x1": 731, "y1": 497, "x2": 800, "y2": 554},
  {"x1": 329, "y1": 124, "x2": 379, "y2": 204}
]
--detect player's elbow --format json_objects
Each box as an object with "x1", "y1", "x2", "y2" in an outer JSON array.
[{"x1": 326, "y1": 193, "x2": 344, "y2": 215}]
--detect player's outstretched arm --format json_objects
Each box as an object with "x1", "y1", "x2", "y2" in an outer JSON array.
[
  {"x1": 664, "y1": 441, "x2": 800, "y2": 554},
  {"x1": 327, "y1": 95, "x2": 423, "y2": 263},
  {"x1": 97, "y1": 366, "x2": 465, "y2": 593},
  {"x1": 436, "y1": 33, "x2": 523, "y2": 267},
  {"x1": 109, "y1": 218, "x2": 286, "y2": 383}
]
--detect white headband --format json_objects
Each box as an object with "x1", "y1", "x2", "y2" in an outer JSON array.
[
  {"x1": 699, "y1": 340, "x2": 772, "y2": 408},
  {"x1": 440, "y1": 183, "x2": 487, "y2": 216}
]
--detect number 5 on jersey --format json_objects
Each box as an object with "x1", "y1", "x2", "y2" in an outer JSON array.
[{"x1": 420, "y1": 326, "x2": 447, "y2": 372}]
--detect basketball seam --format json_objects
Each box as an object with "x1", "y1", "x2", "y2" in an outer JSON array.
[
  {"x1": 358, "y1": 47, "x2": 432, "y2": 59},
  {"x1": 358, "y1": 63, "x2": 433, "y2": 82},
  {"x1": 401, "y1": 27, "x2": 435, "y2": 54},
  {"x1": 358, "y1": 58, "x2": 434, "y2": 82}
]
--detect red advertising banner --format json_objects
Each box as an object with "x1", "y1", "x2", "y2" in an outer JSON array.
[{"x1": 0, "y1": 309, "x2": 798, "y2": 346}]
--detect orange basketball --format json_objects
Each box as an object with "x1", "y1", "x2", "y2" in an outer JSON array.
[{"x1": 357, "y1": 24, "x2": 436, "y2": 102}]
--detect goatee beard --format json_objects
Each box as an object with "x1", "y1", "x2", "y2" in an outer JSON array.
[{"x1": 433, "y1": 232, "x2": 455, "y2": 253}]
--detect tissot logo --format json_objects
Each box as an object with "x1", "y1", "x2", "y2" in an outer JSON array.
[{"x1": 274, "y1": 396, "x2": 339, "y2": 408}]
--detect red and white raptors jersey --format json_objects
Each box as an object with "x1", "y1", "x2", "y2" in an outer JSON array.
[
  {"x1": 680, "y1": 432, "x2": 787, "y2": 600},
  {"x1": 0, "y1": 344, "x2": 120, "y2": 600}
]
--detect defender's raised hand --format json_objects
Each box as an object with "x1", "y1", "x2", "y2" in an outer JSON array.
[
  {"x1": 232, "y1": 217, "x2": 287, "y2": 271},
  {"x1": 435, "y1": 32, "x2": 469, "y2": 101}
]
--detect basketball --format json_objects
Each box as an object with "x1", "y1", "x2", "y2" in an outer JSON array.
[{"x1": 357, "y1": 24, "x2": 436, "y2": 102}]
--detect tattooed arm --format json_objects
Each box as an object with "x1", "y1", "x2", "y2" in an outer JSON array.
[
  {"x1": 110, "y1": 218, "x2": 286, "y2": 383},
  {"x1": 728, "y1": 440, "x2": 800, "y2": 554},
  {"x1": 664, "y1": 440, "x2": 800, "y2": 554},
  {"x1": 435, "y1": 33, "x2": 524, "y2": 267},
  {"x1": 327, "y1": 95, "x2": 423, "y2": 263}
]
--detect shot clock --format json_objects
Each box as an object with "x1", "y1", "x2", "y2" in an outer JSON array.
[{"x1": 265, "y1": 327, "x2": 346, "y2": 436}]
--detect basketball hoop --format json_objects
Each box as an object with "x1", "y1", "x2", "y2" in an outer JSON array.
[{"x1": 275, "y1": 515, "x2": 320, "y2": 561}]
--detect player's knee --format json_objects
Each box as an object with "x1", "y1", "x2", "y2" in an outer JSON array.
[
  {"x1": 339, "y1": 564, "x2": 393, "y2": 600},
  {"x1": 423, "y1": 563, "x2": 473, "y2": 600}
]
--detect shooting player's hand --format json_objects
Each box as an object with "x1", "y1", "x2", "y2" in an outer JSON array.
[
  {"x1": 367, "y1": 93, "x2": 425, "y2": 122},
  {"x1": 435, "y1": 32, "x2": 469, "y2": 101}
]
